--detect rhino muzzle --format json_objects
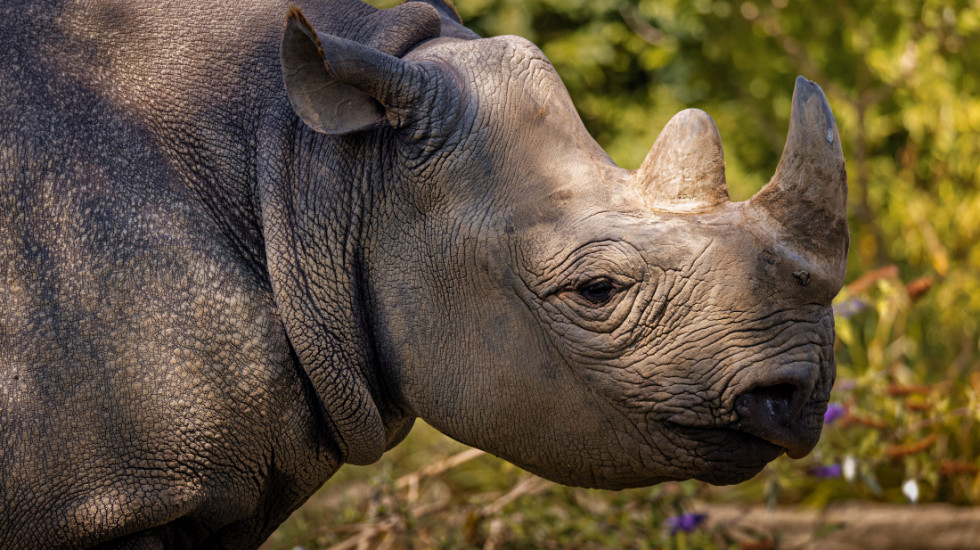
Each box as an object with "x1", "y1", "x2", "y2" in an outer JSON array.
[
  {"x1": 630, "y1": 76, "x2": 847, "y2": 463},
  {"x1": 732, "y1": 363, "x2": 822, "y2": 459}
]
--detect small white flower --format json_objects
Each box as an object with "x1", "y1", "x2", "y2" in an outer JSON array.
[
  {"x1": 843, "y1": 455, "x2": 857, "y2": 482},
  {"x1": 902, "y1": 478, "x2": 919, "y2": 504}
]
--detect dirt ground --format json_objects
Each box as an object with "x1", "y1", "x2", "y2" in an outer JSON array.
[{"x1": 701, "y1": 502, "x2": 980, "y2": 550}]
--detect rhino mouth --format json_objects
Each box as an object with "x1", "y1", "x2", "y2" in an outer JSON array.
[{"x1": 668, "y1": 423, "x2": 787, "y2": 484}]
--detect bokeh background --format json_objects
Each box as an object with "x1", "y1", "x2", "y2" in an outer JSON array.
[{"x1": 264, "y1": 0, "x2": 980, "y2": 547}]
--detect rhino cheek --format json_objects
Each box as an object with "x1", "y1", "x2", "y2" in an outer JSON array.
[{"x1": 373, "y1": 251, "x2": 678, "y2": 487}]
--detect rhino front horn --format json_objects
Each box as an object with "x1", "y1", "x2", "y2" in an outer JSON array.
[
  {"x1": 751, "y1": 76, "x2": 848, "y2": 269},
  {"x1": 633, "y1": 108, "x2": 729, "y2": 213}
]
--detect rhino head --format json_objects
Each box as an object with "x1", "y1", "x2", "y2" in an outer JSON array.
[{"x1": 280, "y1": 5, "x2": 847, "y2": 488}]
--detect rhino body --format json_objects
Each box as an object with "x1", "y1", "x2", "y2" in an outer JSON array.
[{"x1": 0, "y1": 0, "x2": 847, "y2": 547}]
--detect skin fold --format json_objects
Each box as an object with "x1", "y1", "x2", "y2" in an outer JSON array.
[{"x1": 0, "y1": 0, "x2": 847, "y2": 547}]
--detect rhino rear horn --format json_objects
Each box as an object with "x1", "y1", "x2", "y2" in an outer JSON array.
[
  {"x1": 751, "y1": 77, "x2": 848, "y2": 270},
  {"x1": 281, "y1": 7, "x2": 433, "y2": 135},
  {"x1": 632, "y1": 109, "x2": 729, "y2": 212}
]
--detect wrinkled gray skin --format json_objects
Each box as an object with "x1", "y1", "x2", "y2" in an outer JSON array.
[{"x1": 0, "y1": 0, "x2": 848, "y2": 547}]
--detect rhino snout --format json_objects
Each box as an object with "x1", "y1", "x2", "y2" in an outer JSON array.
[{"x1": 733, "y1": 365, "x2": 822, "y2": 459}]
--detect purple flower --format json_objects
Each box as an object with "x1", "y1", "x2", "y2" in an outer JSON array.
[
  {"x1": 824, "y1": 403, "x2": 846, "y2": 424},
  {"x1": 834, "y1": 297, "x2": 869, "y2": 318},
  {"x1": 665, "y1": 513, "x2": 707, "y2": 534},
  {"x1": 810, "y1": 463, "x2": 842, "y2": 478}
]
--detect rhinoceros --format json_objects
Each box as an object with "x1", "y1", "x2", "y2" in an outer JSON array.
[{"x1": 0, "y1": 0, "x2": 847, "y2": 547}]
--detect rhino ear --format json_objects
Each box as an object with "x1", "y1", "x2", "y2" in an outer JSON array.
[
  {"x1": 410, "y1": 0, "x2": 481, "y2": 39},
  {"x1": 281, "y1": 8, "x2": 426, "y2": 135}
]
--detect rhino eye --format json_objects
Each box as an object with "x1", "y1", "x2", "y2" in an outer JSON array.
[{"x1": 576, "y1": 278, "x2": 617, "y2": 305}]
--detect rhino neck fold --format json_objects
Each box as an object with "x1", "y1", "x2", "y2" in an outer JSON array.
[{"x1": 258, "y1": 121, "x2": 413, "y2": 466}]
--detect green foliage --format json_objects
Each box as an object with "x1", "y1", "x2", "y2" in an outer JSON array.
[
  {"x1": 267, "y1": 0, "x2": 980, "y2": 547},
  {"x1": 734, "y1": 273, "x2": 980, "y2": 510}
]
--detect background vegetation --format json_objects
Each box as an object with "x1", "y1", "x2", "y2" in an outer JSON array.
[{"x1": 265, "y1": 0, "x2": 980, "y2": 547}]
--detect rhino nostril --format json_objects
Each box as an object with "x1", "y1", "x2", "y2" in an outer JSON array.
[
  {"x1": 744, "y1": 383, "x2": 797, "y2": 421},
  {"x1": 735, "y1": 380, "x2": 818, "y2": 458}
]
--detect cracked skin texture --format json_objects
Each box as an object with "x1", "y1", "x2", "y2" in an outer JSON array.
[{"x1": 0, "y1": 0, "x2": 847, "y2": 547}]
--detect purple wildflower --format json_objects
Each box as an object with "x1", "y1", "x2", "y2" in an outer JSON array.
[
  {"x1": 810, "y1": 463, "x2": 842, "y2": 478},
  {"x1": 665, "y1": 513, "x2": 707, "y2": 534},
  {"x1": 824, "y1": 403, "x2": 846, "y2": 424},
  {"x1": 834, "y1": 297, "x2": 869, "y2": 318}
]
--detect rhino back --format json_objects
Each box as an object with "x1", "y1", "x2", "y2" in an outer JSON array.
[{"x1": 0, "y1": 1, "x2": 355, "y2": 547}]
